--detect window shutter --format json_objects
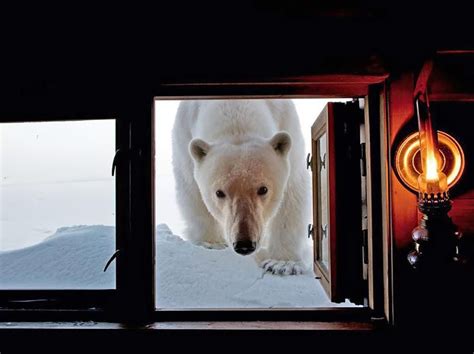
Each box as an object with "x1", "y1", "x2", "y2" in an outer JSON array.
[{"x1": 310, "y1": 102, "x2": 366, "y2": 304}]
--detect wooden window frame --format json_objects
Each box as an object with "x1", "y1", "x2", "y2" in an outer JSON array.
[
  {"x1": 0, "y1": 112, "x2": 135, "y2": 321},
  {"x1": 310, "y1": 101, "x2": 366, "y2": 304},
  {"x1": 152, "y1": 77, "x2": 389, "y2": 324},
  {"x1": 311, "y1": 105, "x2": 336, "y2": 297},
  {"x1": 0, "y1": 76, "x2": 391, "y2": 327}
]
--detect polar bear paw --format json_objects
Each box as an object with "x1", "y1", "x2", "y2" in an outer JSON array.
[{"x1": 261, "y1": 259, "x2": 306, "y2": 276}]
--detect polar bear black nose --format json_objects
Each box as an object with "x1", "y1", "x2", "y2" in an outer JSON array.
[{"x1": 233, "y1": 240, "x2": 256, "y2": 255}]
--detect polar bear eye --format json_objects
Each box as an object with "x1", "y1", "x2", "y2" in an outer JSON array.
[
  {"x1": 216, "y1": 190, "x2": 226, "y2": 199},
  {"x1": 257, "y1": 186, "x2": 268, "y2": 196}
]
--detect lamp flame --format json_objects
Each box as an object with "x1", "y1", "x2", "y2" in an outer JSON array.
[{"x1": 425, "y1": 148, "x2": 440, "y2": 182}]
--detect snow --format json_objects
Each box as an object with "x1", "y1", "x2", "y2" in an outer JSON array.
[
  {"x1": 0, "y1": 225, "x2": 116, "y2": 289},
  {"x1": 0, "y1": 224, "x2": 354, "y2": 308},
  {"x1": 155, "y1": 225, "x2": 350, "y2": 308}
]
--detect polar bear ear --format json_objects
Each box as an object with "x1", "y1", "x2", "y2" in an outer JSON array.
[
  {"x1": 189, "y1": 138, "x2": 211, "y2": 162},
  {"x1": 269, "y1": 131, "x2": 292, "y2": 157}
]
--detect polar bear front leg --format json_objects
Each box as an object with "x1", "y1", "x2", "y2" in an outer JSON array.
[
  {"x1": 183, "y1": 204, "x2": 227, "y2": 250},
  {"x1": 187, "y1": 222, "x2": 227, "y2": 250},
  {"x1": 175, "y1": 171, "x2": 227, "y2": 249},
  {"x1": 255, "y1": 178, "x2": 311, "y2": 275},
  {"x1": 255, "y1": 227, "x2": 310, "y2": 276}
]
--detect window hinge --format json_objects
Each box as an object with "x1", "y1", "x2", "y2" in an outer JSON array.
[
  {"x1": 362, "y1": 229, "x2": 368, "y2": 281},
  {"x1": 360, "y1": 143, "x2": 367, "y2": 177},
  {"x1": 362, "y1": 229, "x2": 368, "y2": 264}
]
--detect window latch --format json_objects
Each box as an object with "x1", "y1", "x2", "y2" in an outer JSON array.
[
  {"x1": 307, "y1": 224, "x2": 314, "y2": 239},
  {"x1": 111, "y1": 148, "x2": 122, "y2": 176},
  {"x1": 306, "y1": 153, "x2": 312, "y2": 171},
  {"x1": 111, "y1": 148, "x2": 143, "y2": 176},
  {"x1": 104, "y1": 249, "x2": 120, "y2": 272},
  {"x1": 322, "y1": 224, "x2": 328, "y2": 239}
]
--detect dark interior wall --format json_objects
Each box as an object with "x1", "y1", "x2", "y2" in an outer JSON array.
[
  {"x1": 0, "y1": 2, "x2": 474, "y2": 345},
  {"x1": 1, "y1": 0, "x2": 473, "y2": 98}
]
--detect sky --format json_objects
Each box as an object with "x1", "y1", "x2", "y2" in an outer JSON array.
[
  {"x1": 0, "y1": 120, "x2": 116, "y2": 250},
  {"x1": 0, "y1": 120, "x2": 115, "y2": 185}
]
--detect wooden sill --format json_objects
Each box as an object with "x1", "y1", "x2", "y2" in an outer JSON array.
[
  {"x1": 149, "y1": 321, "x2": 376, "y2": 331},
  {"x1": 0, "y1": 320, "x2": 376, "y2": 331}
]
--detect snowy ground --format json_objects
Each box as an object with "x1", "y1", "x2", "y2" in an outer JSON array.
[
  {"x1": 0, "y1": 224, "x2": 354, "y2": 308},
  {"x1": 0, "y1": 225, "x2": 116, "y2": 289}
]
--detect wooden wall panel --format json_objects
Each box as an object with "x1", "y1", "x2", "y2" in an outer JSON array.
[{"x1": 387, "y1": 74, "x2": 418, "y2": 249}]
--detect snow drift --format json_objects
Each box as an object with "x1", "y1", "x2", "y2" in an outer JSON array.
[{"x1": 0, "y1": 225, "x2": 115, "y2": 289}]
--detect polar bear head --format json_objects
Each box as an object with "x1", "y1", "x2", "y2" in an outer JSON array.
[{"x1": 189, "y1": 132, "x2": 291, "y2": 255}]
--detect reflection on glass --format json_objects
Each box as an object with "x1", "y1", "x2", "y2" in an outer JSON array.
[
  {"x1": 318, "y1": 133, "x2": 329, "y2": 270},
  {"x1": 0, "y1": 120, "x2": 116, "y2": 289}
]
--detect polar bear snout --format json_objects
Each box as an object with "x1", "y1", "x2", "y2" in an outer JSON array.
[
  {"x1": 233, "y1": 240, "x2": 257, "y2": 255},
  {"x1": 227, "y1": 206, "x2": 262, "y2": 256}
]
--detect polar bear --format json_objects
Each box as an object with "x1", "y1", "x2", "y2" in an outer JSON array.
[{"x1": 172, "y1": 100, "x2": 311, "y2": 275}]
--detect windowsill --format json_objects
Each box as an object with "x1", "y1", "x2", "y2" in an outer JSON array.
[{"x1": 0, "y1": 320, "x2": 377, "y2": 331}]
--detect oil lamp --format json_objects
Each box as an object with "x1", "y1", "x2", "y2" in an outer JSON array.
[{"x1": 407, "y1": 94, "x2": 463, "y2": 270}]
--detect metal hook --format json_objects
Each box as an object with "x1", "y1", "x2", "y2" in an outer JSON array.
[
  {"x1": 307, "y1": 224, "x2": 314, "y2": 239},
  {"x1": 322, "y1": 224, "x2": 328, "y2": 239},
  {"x1": 111, "y1": 148, "x2": 121, "y2": 176},
  {"x1": 103, "y1": 249, "x2": 120, "y2": 272},
  {"x1": 306, "y1": 153, "x2": 312, "y2": 170},
  {"x1": 111, "y1": 148, "x2": 144, "y2": 176},
  {"x1": 320, "y1": 153, "x2": 326, "y2": 170}
]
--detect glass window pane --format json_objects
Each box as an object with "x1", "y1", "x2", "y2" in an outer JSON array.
[
  {"x1": 0, "y1": 120, "x2": 116, "y2": 289},
  {"x1": 318, "y1": 133, "x2": 329, "y2": 270}
]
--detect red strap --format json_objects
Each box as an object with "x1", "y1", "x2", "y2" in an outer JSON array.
[{"x1": 414, "y1": 59, "x2": 434, "y2": 102}]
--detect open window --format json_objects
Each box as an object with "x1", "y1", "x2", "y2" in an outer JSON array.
[
  {"x1": 153, "y1": 98, "x2": 369, "y2": 311},
  {"x1": 310, "y1": 102, "x2": 366, "y2": 304}
]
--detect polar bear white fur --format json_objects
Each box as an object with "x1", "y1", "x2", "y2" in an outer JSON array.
[{"x1": 172, "y1": 100, "x2": 311, "y2": 275}]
